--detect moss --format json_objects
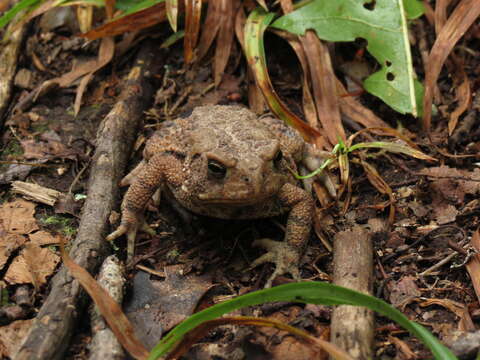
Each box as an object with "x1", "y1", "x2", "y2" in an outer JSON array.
[
  {"x1": 40, "y1": 215, "x2": 77, "y2": 237},
  {"x1": 1, "y1": 140, "x2": 23, "y2": 158}
]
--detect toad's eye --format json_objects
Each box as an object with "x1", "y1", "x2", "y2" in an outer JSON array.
[
  {"x1": 273, "y1": 150, "x2": 283, "y2": 168},
  {"x1": 207, "y1": 159, "x2": 227, "y2": 179}
]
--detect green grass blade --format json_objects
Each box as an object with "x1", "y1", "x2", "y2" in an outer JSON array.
[
  {"x1": 244, "y1": 7, "x2": 321, "y2": 143},
  {"x1": 0, "y1": 0, "x2": 40, "y2": 28},
  {"x1": 349, "y1": 141, "x2": 436, "y2": 161},
  {"x1": 148, "y1": 282, "x2": 456, "y2": 360}
]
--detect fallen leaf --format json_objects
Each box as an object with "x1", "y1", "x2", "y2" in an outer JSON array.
[
  {"x1": 0, "y1": 233, "x2": 26, "y2": 271},
  {"x1": 21, "y1": 131, "x2": 80, "y2": 160},
  {"x1": 431, "y1": 197, "x2": 458, "y2": 225},
  {"x1": 80, "y1": 2, "x2": 167, "y2": 40},
  {"x1": 388, "y1": 276, "x2": 421, "y2": 307},
  {"x1": 0, "y1": 199, "x2": 38, "y2": 234},
  {"x1": 421, "y1": 166, "x2": 480, "y2": 204},
  {"x1": 184, "y1": 0, "x2": 202, "y2": 64},
  {"x1": 4, "y1": 242, "x2": 60, "y2": 286},
  {"x1": 60, "y1": 237, "x2": 148, "y2": 359},
  {"x1": 422, "y1": 0, "x2": 480, "y2": 131},
  {"x1": 466, "y1": 228, "x2": 480, "y2": 304},
  {"x1": 28, "y1": 230, "x2": 63, "y2": 246},
  {"x1": 419, "y1": 298, "x2": 475, "y2": 332},
  {"x1": 124, "y1": 265, "x2": 212, "y2": 349},
  {"x1": 0, "y1": 319, "x2": 34, "y2": 359}
]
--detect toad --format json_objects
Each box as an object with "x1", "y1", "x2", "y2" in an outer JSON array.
[{"x1": 107, "y1": 105, "x2": 318, "y2": 287}]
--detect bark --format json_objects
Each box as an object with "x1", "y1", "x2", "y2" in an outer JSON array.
[
  {"x1": 88, "y1": 256, "x2": 126, "y2": 360},
  {"x1": 14, "y1": 41, "x2": 157, "y2": 360},
  {"x1": 0, "y1": 19, "x2": 28, "y2": 125},
  {"x1": 331, "y1": 226, "x2": 374, "y2": 360}
]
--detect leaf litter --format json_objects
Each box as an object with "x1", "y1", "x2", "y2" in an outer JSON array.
[{"x1": 0, "y1": 199, "x2": 63, "y2": 287}]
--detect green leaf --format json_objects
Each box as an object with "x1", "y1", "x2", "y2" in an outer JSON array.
[
  {"x1": 403, "y1": 0, "x2": 424, "y2": 19},
  {"x1": 244, "y1": 7, "x2": 321, "y2": 143},
  {"x1": 115, "y1": 0, "x2": 163, "y2": 14},
  {"x1": 271, "y1": 0, "x2": 422, "y2": 116},
  {"x1": 148, "y1": 282, "x2": 456, "y2": 360},
  {"x1": 0, "y1": 0, "x2": 40, "y2": 28}
]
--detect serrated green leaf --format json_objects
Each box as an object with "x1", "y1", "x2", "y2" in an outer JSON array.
[{"x1": 271, "y1": 0, "x2": 422, "y2": 116}]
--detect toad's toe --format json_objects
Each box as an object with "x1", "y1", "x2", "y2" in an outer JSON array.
[{"x1": 250, "y1": 238, "x2": 302, "y2": 288}]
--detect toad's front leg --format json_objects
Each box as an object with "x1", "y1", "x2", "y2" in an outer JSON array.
[
  {"x1": 250, "y1": 183, "x2": 314, "y2": 288},
  {"x1": 107, "y1": 153, "x2": 182, "y2": 260}
]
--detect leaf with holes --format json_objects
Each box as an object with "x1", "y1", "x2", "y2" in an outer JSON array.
[{"x1": 271, "y1": 0, "x2": 424, "y2": 116}]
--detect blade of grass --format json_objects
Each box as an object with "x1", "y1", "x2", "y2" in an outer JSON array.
[
  {"x1": 160, "y1": 29, "x2": 184, "y2": 48},
  {"x1": 301, "y1": 30, "x2": 345, "y2": 146},
  {"x1": 148, "y1": 282, "x2": 456, "y2": 359},
  {"x1": 244, "y1": 7, "x2": 321, "y2": 143},
  {"x1": 0, "y1": 0, "x2": 40, "y2": 28},
  {"x1": 184, "y1": 0, "x2": 202, "y2": 64},
  {"x1": 348, "y1": 141, "x2": 436, "y2": 161},
  {"x1": 346, "y1": 126, "x2": 420, "y2": 150},
  {"x1": 196, "y1": 0, "x2": 222, "y2": 60},
  {"x1": 165, "y1": 0, "x2": 177, "y2": 31},
  {"x1": 213, "y1": 0, "x2": 237, "y2": 86}
]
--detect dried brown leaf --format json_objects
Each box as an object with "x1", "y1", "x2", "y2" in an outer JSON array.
[
  {"x1": 80, "y1": 2, "x2": 167, "y2": 40},
  {"x1": 166, "y1": 0, "x2": 178, "y2": 32},
  {"x1": 419, "y1": 298, "x2": 475, "y2": 332},
  {"x1": 270, "y1": 29, "x2": 321, "y2": 133},
  {"x1": 105, "y1": 0, "x2": 116, "y2": 20},
  {"x1": 29, "y1": 230, "x2": 63, "y2": 246},
  {"x1": 336, "y1": 79, "x2": 390, "y2": 129},
  {"x1": 422, "y1": 0, "x2": 480, "y2": 131},
  {"x1": 359, "y1": 159, "x2": 395, "y2": 224},
  {"x1": 196, "y1": 1, "x2": 222, "y2": 60},
  {"x1": 0, "y1": 233, "x2": 26, "y2": 271},
  {"x1": 0, "y1": 319, "x2": 34, "y2": 358},
  {"x1": 60, "y1": 238, "x2": 149, "y2": 359},
  {"x1": 76, "y1": 4, "x2": 94, "y2": 33},
  {"x1": 234, "y1": 5, "x2": 265, "y2": 113},
  {"x1": 184, "y1": 0, "x2": 202, "y2": 64},
  {"x1": 4, "y1": 242, "x2": 60, "y2": 287},
  {"x1": 448, "y1": 61, "x2": 471, "y2": 135},
  {"x1": 74, "y1": 36, "x2": 114, "y2": 115},
  {"x1": 12, "y1": 0, "x2": 56, "y2": 30},
  {"x1": 244, "y1": 11, "x2": 321, "y2": 143},
  {"x1": 0, "y1": 199, "x2": 38, "y2": 234},
  {"x1": 213, "y1": 0, "x2": 238, "y2": 86},
  {"x1": 434, "y1": 0, "x2": 450, "y2": 35},
  {"x1": 301, "y1": 31, "x2": 345, "y2": 146},
  {"x1": 466, "y1": 228, "x2": 480, "y2": 305},
  {"x1": 388, "y1": 335, "x2": 417, "y2": 360}
]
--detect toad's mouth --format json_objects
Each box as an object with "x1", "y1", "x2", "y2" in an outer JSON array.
[{"x1": 197, "y1": 192, "x2": 273, "y2": 205}]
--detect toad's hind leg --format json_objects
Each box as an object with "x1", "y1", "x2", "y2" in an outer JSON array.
[{"x1": 106, "y1": 152, "x2": 183, "y2": 260}]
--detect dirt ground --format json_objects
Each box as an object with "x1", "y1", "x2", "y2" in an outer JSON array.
[{"x1": 0, "y1": 4, "x2": 479, "y2": 360}]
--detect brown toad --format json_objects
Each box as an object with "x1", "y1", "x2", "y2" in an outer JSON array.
[{"x1": 107, "y1": 105, "x2": 318, "y2": 287}]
